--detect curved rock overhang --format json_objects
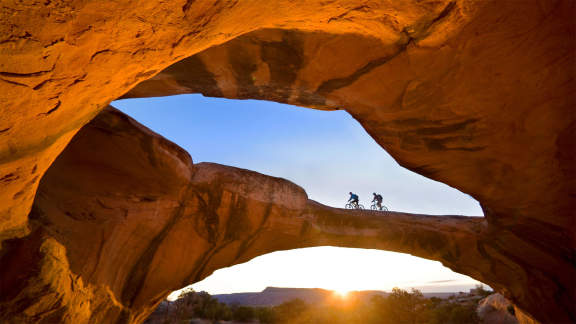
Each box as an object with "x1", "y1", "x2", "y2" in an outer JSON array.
[
  {"x1": 0, "y1": 0, "x2": 574, "y2": 323},
  {"x1": 0, "y1": 0, "x2": 475, "y2": 240},
  {"x1": 0, "y1": 107, "x2": 486, "y2": 323}
]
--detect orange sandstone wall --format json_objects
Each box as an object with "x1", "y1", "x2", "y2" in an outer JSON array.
[
  {"x1": 0, "y1": 0, "x2": 467, "y2": 243},
  {"x1": 0, "y1": 0, "x2": 574, "y2": 323}
]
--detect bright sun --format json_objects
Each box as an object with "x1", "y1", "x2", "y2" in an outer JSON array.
[{"x1": 333, "y1": 288, "x2": 351, "y2": 298}]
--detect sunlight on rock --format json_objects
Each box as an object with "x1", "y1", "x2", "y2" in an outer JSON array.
[{"x1": 0, "y1": 0, "x2": 572, "y2": 322}]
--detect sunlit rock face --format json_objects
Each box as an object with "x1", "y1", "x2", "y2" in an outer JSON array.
[
  {"x1": 0, "y1": 107, "x2": 486, "y2": 323},
  {"x1": 0, "y1": 107, "x2": 308, "y2": 323},
  {"x1": 125, "y1": 5, "x2": 575, "y2": 238},
  {"x1": 0, "y1": 0, "x2": 574, "y2": 323},
  {"x1": 0, "y1": 0, "x2": 467, "y2": 244},
  {"x1": 477, "y1": 294, "x2": 518, "y2": 324},
  {"x1": 124, "y1": 3, "x2": 576, "y2": 323}
]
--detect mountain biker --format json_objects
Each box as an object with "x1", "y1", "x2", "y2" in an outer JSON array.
[
  {"x1": 348, "y1": 192, "x2": 359, "y2": 207},
  {"x1": 372, "y1": 192, "x2": 383, "y2": 210}
]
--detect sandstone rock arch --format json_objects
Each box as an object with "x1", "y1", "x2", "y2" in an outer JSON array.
[
  {"x1": 0, "y1": 0, "x2": 574, "y2": 323},
  {"x1": 1, "y1": 107, "x2": 486, "y2": 323}
]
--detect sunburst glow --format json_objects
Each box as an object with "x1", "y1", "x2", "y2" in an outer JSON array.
[{"x1": 333, "y1": 288, "x2": 351, "y2": 298}]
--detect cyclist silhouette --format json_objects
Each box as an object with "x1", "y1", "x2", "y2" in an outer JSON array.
[
  {"x1": 372, "y1": 192, "x2": 383, "y2": 210},
  {"x1": 348, "y1": 192, "x2": 359, "y2": 207}
]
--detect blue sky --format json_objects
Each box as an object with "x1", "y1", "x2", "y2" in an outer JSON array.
[
  {"x1": 114, "y1": 94, "x2": 482, "y2": 214},
  {"x1": 113, "y1": 94, "x2": 484, "y2": 295}
]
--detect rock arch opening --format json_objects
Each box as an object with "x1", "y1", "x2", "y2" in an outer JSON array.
[
  {"x1": 13, "y1": 105, "x2": 488, "y2": 324},
  {"x1": 112, "y1": 94, "x2": 483, "y2": 217},
  {"x1": 110, "y1": 93, "x2": 485, "y2": 306},
  {"x1": 170, "y1": 247, "x2": 487, "y2": 299}
]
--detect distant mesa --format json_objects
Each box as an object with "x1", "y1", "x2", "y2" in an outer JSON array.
[{"x1": 213, "y1": 287, "x2": 457, "y2": 307}]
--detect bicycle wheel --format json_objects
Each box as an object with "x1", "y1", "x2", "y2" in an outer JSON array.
[
  {"x1": 370, "y1": 204, "x2": 377, "y2": 210},
  {"x1": 358, "y1": 204, "x2": 365, "y2": 210},
  {"x1": 380, "y1": 205, "x2": 389, "y2": 212},
  {"x1": 345, "y1": 203, "x2": 353, "y2": 209}
]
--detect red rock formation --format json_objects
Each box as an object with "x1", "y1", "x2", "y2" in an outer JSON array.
[
  {"x1": 477, "y1": 294, "x2": 519, "y2": 324},
  {"x1": 123, "y1": 3, "x2": 576, "y2": 321},
  {"x1": 0, "y1": 0, "x2": 574, "y2": 323},
  {"x1": 125, "y1": 5, "x2": 575, "y2": 240},
  {"x1": 0, "y1": 107, "x2": 485, "y2": 323},
  {"x1": 0, "y1": 0, "x2": 468, "y2": 243}
]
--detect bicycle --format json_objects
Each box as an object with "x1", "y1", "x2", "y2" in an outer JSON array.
[
  {"x1": 345, "y1": 202, "x2": 364, "y2": 210},
  {"x1": 370, "y1": 202, "x2": 389, "y2": 211}
]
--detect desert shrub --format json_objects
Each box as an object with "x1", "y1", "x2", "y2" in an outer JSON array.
[
  {"x1": 274, "y1": 298, "x2": 310, "y2": 323},
  {"x1": 231, "y1": 305, "x2": 255, "y2": 322},
  {"x1": 473, "y1": 284, "x2": 493, "y2": 298},
  {"x1": 429, "y1": 302, "x2": 479, "y2": 324},
  {"x1": 255, "y1": 307, "x2": 275, "y2": 324},
  {"x1": 146, "y1": 287, "x2": 489, "y2": 324}
]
